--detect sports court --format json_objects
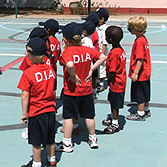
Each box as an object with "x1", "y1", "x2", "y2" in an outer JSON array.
[{"x1": 0, "y1": 16, "x2": 167, "y2": 167}]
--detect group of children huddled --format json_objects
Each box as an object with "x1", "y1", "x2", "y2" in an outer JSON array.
[{"x1": 17, "y1": 8, "x2": 151, "y2": 167}]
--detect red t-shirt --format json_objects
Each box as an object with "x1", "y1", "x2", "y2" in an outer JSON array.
[
  {"x1": 128, "y1": 36, "x2": 151, "y2": 81},
  {"x1": 46, "y1": 36, "x2": 61, "y2": 71},
  {"x1": 106, "y1": 47, "x2": 126, "y2": 93},
  {"x1": 17, "y1": 63, "x2": 56, "y2": 117},
  {"x1": 19, "y1": 55, "x2": 51, "y2": 71},
  {"x1": 91, "y1": 30, "x2": 99, "y2": 51},
  {"x1": 59, "y1": 46, "x2": 101, "y2": 96}
]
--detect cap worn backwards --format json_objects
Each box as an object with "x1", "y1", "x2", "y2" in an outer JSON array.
[
  {"x1": 26, "y1": 37, "x2": 48, "y2": 56},
  {"x1": 39, "y1": 19, "x2": 59, "y2": 33},
  {"x1": 28, "y1": 27, "x2": 48, "y2": 41},
  {"x1": 82, "y1": 21, "x2": 95, "y2": 35},
  {"x1": 82, "y1": 11, "x2": 99, "y2": 27},
  {"x1": 96, "y1": 8, "x2": 109, "y2": 21},
  {"x1": 62, "y1": 22, "x2": 82, "y2": 39}
]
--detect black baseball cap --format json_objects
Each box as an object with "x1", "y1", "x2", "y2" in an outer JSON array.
[
  {"x1": 96, "y1": 8, "x2": 109, "y2": 21},
  {"x1": 62, "y1": 22, "x2": 82, "y2": 39},
  {"x1": 27, "y1": 27, "x2": 48, "y2": 41},
  {"x1": 39, "y1": 19, "x2": 59, "y2": 33},
  {"x1": 26, "y1": 37, "x2": 48, "y2": 56},
  {"x1": 81, "y1": 11, "x2": 99, "y2": 27},
  {"x1": 82, "y1": 21, "x2": 95, "y2": 35}
]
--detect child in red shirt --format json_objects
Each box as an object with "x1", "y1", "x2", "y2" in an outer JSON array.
[
  {"x1": 55, "y1": 22, "x2": 106, "y2": 152},
  {"x1": 126, "y1": 16, "x2": 151, "y2": 121},
  {"x1": 102, "y1": 26, "x2": 126, "y2": 134},
  {"x1": 18, "y1": 38, "x2": 56, "y2": 167}
]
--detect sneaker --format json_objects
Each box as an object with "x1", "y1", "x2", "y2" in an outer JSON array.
[
  {"x1": 55, "y1": 141, "x2": 73, "y2": 153},
  {"x1": 103, "y1": 124, "x2": 120, "y2": 134},
  {"x1": 60, "y1": 126, "x2": 80, "y2": 135},
  {"x1": 21, "y1": 128, "x2": 28, "y2": 139},
  {"x1": 145, "y1": 110, "x2": 151, "y2": 118},
  {"x1": 97, "y1": 84, "x2": 105, "y2": 93},
  {"x1": 88, "y1": 137, "x2": 98, "y2": 149},
  {"x1": 102, "y1": 117, "x2": 112, "y2": 126},
  {"x1": 21, "y1": 161, "x2": 32, "y2": 167},
  {"x1": 47, "y1": 160, "x2": 56, "y2": 167},
  {"x1": 126, "y1": 111, "x2": 146, "y2": 121}
]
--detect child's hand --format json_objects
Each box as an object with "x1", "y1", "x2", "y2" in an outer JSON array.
[
  {"x1": 68, "y1": 74, "x2": 81, "y2": 85},
  {"x1": 21, "y1": 115, "x2": 28, "y2": 124},
  {"x1": 131, "y1": 73, "x2": 138, "y2": 82},
  {"x1": 85, "y1": 69, "x2": 93, "y2": 83}
]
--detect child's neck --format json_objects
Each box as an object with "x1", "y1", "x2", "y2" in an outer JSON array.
[{"x1": 112, "y1": 43, "x2": 121, "y2": 48}]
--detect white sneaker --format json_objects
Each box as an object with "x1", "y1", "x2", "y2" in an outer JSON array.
[
  {"x1": 55, "y1": 141, "x2": 73, "y2": 153},
  {"x1": 88, "y1": 137, "x2": 98, "y2": 149},
  {"x1": 21, "y1": 128, "x2": 28, "y2": 139}
]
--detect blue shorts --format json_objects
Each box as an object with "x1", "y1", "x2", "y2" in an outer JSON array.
[
  {"x1": 63, "y1": 94, "x2": 95, "y2": 120},
  {"x1": 131, "y1": 80, "x2": 150, "y2": 104},
  {"x1": 108, "y1": 89, "x2": 125, "y2": 109},
  {"x1": 28, "y1": 112, "x2": 55, "y2": 147}
]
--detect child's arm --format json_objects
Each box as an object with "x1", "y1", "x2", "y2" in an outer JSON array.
[
  {"x1": 21, "y1": 90, "x2": 29, "y2": 124},
  {"x1": 108, "y1": 72, "x2": 116, "y2": 85},
  {"x1": 85, "y1": 53, "x2": 107, "y2": 82},
  {"x1": 131, "y1": 58, "x2": 143, "y2": 82},
  {"x1": 102, "y1": 44, "x2": 107, "y2": 55},
  {"x1": 66, "y1": 61, "x2": 81, "y2": 85}
]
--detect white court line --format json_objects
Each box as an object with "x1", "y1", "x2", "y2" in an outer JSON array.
[{"x1": 0, "y1": 53, "x2": 167, "y2": 64}]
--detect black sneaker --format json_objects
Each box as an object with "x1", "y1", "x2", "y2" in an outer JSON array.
[
  {"x1": 21, "y1": 161, "x2": 32, "y2": 167},
  {"x1": 55, "y1": 141, "x2": 73, "y2": 153},
  {"x1": 145, "y1": 110, "x2": 151, "y2": 118},
  {"x1": 103, "y1": 124, "x2": 120, "y2": 134},
  {"x1": 126, "y1": 111, "x2": 146, "y2": 121},
  {"x1": 102, "y1": 117, "x2": 112, "y2": 126},
  {"x1": 47, "y1": 160, "x2": 56, "y2": 167}
]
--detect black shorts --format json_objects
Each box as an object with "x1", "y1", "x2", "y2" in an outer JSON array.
[
  {"x1": 108, "y1": 89, "x2": 125, "y2": 109},
  {"x1": 63, "y1": 94, "x2": 95, "y2": 120},
  {"x1": 131, "y1": 80, "x2": 150, "y2": 104},
  {"x1": 28, "y1": 112, "x2": 55, "y2": 147}
]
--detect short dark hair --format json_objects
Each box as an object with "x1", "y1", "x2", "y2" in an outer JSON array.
[{"x1": 105, "y1": 26, "x2": 123, "y2": 43}]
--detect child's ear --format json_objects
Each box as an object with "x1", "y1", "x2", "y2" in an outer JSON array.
[{"x1": 25, "y1": 50, "x2": 29, "y2": 57}]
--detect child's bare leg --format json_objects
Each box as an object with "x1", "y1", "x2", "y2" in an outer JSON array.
[
  {"x1": 112, "y1": 108, "x2": 119, "y2": 125},
  {"x1": 64, "y1": 118, "x2": 73, "y2": 138},
  {"x1": 137, "y1": 103, "x2": 145, "y2": 116},
  {"x1": 32, "y1": 146, "x2": 42, "y2": 166},
  {"x1": 46, "y1": 144, "x2": 55, "y2": 158},
  {"x1": 85, "y1": 118, "x2": 95, "y2": 135},
  {"x1": 46, "y1": 144, "x2": 56, "y2": 165},
  {"x1": 33, "y1": 146, "x2": 41, "y2": 162}
]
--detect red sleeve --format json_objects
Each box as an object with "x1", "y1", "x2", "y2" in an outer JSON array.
[
  {"x1": 19, "y1": 56, "x2": 32, "y2": 71},
  {"x1": 90, "y1": 48, "x2": 102, "y2": 62},
  {"x1": 135, "y1": 39, "x2": 145, "y2": 60},
  {"x1": 17, "y1": 72, "x2": 31, "y2": 92}
]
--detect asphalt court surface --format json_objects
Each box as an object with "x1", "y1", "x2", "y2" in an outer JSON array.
[{"x1": 0, "y1": 17, "x2": 167, "y2": 167}]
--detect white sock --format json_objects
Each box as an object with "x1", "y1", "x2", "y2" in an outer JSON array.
[
  {"x1": 32, "y1": 161, "x2": 42, "y2": 167},
  {"x1": 112, "y1": 119, "x2": 118, "y2": 125},
  {"x1": 100, "y1": 82, "x2": 104, "y2": 86},
  {"x1": 89, "y1": 134, "x2": 96, "y2": 140},
  {"x1": 137, "y1": 111, "x2": 145, "y2": 116},
  {"x1": 73, "y1": 123, "x2": 79, "y2": 129},
  {"x1": 63, "y1": 137, "x2": 72, "y2": 146},
  {"x1": 145, "y1": 106, "x2": 149, "y2": 111},
  {"x1": 47, "y1": 155, "x2": 56, "y2": 162}
]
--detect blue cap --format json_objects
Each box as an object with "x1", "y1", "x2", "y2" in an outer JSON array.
[
  {"x1": 82, "y1": 21, "x2": 95, "y2": 35},
  {"x1": 26, "y1": 37, "x2": 48, "y2": 56},
  {"x1": 28, "y1": 27, "x2": 48, "y2": 41},
  {"x1": 86, "y1": 11, "x2": 99, "y2": 27},
  {"x1": 39, "y1": 19, "x2": 59, "y2": 33},
  {"x1": 62, "y1": 22, "x2": 82, "y2": 39},
  {"x1": 81, "y1": 11, "x2": 99, "y2": 27},
  {"x1": 96, "y1": 8, "x2": 109, "y2": 21}
]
